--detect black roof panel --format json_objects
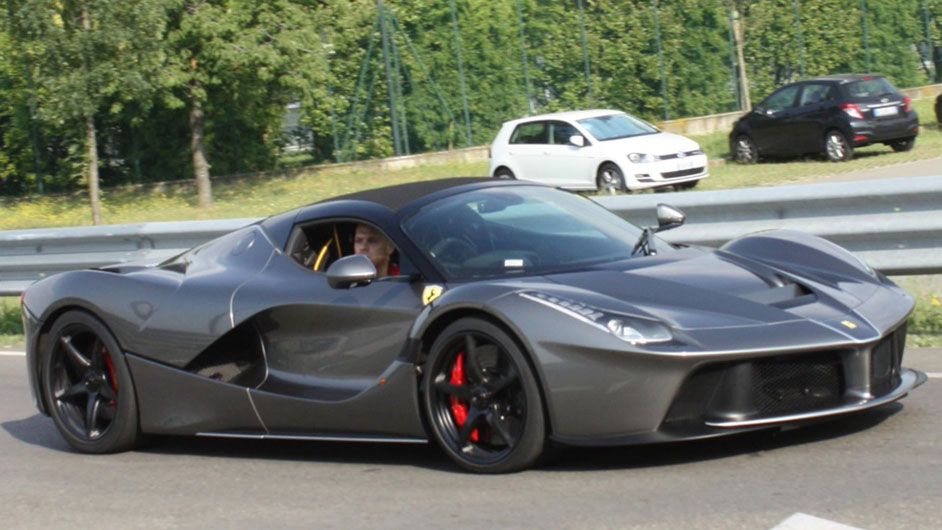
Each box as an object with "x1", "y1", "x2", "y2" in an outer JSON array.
[{"x1": 318, "y1": 177, "x2": 497, "y2": 212}]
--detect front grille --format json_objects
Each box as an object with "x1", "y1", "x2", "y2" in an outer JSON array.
[
  {"x1": 751, "y1": 355, "x2": 843, "y2": 416},
  {"x1": 661, "y1": 167, "x2": 705, "y2": 179},
  {"x1": 663, "y1": 351, "x2": 845, "y2": 427},
  {"x1": 659, "y1": 150, "x2": 702, "y2": 160},
  {"x1": 871, "y1": 323, "x2": 905, "y2": 396}
]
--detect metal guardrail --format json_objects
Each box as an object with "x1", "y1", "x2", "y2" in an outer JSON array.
[
  {"x1": 1, "y1": 175, "x2": 940, "y2": 296},
  {"x1": 594, "y1": 174, "x2": 942, "y2": 276}
]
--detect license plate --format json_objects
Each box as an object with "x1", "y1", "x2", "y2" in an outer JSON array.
[
  {"x1": 676, "y1": 159, "x2": 695, "y2": 171},
  {"x1": 873, "y1": 106, "x2": 899, "y2": 117}
]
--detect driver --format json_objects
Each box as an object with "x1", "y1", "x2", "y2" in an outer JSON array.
[{"x1": 353, "y1": 223, "x2": 398, "y2": 277}]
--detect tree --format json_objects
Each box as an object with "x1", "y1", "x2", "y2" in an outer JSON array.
[
  {"x1": 4, "y1": 0, "x2": 167, "y2": 223},
  {"x1": 161, "y1": 0, "x2": 328, "y2": 208}
]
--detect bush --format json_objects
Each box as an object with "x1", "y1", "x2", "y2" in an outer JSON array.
[{"x1": 0, "y1": 300, "x2": 23, "y2": 335}]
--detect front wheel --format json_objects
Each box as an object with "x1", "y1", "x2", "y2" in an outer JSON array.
[
  {"x1": 889, "y1": 137, "x2": 915, "y2": 152},
  {"x1": 824, "y1": 130, "x2": 853, "y2": 162},
  {"x1": 423, "y1": 317, "x2": 545, "y2": 473},
  {"x1": 596, "y1": 163, "x2": 625, "y2": 194},
  {"x1": 41, "y1": 310, "x2": 140, "y2": 453}
]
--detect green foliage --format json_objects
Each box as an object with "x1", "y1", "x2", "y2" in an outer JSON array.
[
  {"x1": 0, "y1": 297, "x2": 22, "y2": 336},
  {"x1": 1, "y1": 0, "x2": 940, "y2": 203}
]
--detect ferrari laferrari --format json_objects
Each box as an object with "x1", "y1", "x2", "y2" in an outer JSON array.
[{"x1": 21, "y1": 177, "x2": 925, "y2": 473}]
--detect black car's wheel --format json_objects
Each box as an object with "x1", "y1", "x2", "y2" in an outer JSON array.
[
  {"x1": 41, "y1": 310, "x2": 140, "y2": 453},
  {"x1": 824, "y1": 130, "x2": 853, "y2": 162},
  {"x1": 596, "y1": 163, "x2": 625, "y2": 194},
  {"x1": 889, "y1": 137, "x2": 915, "y2": 152},
  {"x1": 494, "y1": 168, "x2": 515, "y2": 179},
  {"x1": 734, "y1": 135, "x2": 758, "y2": 164},
  {"x1": 423, "y1": 317, "x2": 545, "y2": 473}
]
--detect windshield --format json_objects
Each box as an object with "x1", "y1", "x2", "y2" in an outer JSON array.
[
  {"x1": 577, "y1": 113, "x2": 658, "y2": 141},
  {"x1": 403, "y1": 186, "x2": 664, "y2": 280}
]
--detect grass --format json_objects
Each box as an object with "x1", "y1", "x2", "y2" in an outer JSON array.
[{"x1": 0, "y1": 296, "x2": 23, "y2": 347}]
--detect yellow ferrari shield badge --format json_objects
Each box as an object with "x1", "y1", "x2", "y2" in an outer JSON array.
[
  {"x1": 422, "y1": 285, "x2": 444, "y2": 306},
  {"x1": 840, "y1": 320, "x2": 858, "y2": 330}
]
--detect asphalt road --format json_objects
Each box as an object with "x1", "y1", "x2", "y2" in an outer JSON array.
[{"x1": 1, "y1": 348, "x2": 939, "y2": 530}]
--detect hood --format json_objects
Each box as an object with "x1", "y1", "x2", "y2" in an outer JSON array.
[
  {"x1": 542, "y1": 250, "x2": 819, "y2": 330},
  {"x1": 596, "y1": 132, "x2": 700, "y2": 156}
]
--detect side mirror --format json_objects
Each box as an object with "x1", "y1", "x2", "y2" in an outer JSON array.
[
  {"x1": 654, "y1": 204, "x2": 685, "y2": 233},
  {"x1": 326, "y1": 254, "x2": 377, "y2": 289},
  {"x1": 568, "y1": 134, "x2": 585, "y2": 147}
]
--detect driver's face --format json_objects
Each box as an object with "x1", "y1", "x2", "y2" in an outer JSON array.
[{"x1": 354, "y1": 224, "x2": 393, "y2": 269}]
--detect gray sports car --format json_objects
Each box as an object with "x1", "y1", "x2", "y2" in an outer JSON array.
[{"x1": 21, "y1": 177, "x2": 925, "y2": 473}]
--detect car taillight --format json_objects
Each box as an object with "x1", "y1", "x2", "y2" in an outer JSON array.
[
  {"x1": 840, "y1": 103, "x2": 864, "y2": 120},
  {"x1": 903, "y1": 96, "x2": 911, "y2": 113}
]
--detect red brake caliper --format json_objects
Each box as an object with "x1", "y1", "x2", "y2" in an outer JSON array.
[
  {"x1": 448, "y1": 352, "x2": 478, "y2": 442},
  {"x1": 102, "y1": 347, "x2": 118, "y2": 407}
]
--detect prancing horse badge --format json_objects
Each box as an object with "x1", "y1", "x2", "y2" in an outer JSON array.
[{"x1": 422, "y1": 285, "x2": 444, "y2": 305}]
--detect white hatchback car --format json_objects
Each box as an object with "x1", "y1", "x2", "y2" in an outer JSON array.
[{"x1": 487, "y1": 109, "x2": 708, "y2": 192}]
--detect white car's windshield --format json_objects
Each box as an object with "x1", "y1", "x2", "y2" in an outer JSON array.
[
  {"x1": 403, "y1": 186, "x2": 668, "y2": 280},
  {"x1": 577, "y1": 113, "x2": 658, "y2": 141}
]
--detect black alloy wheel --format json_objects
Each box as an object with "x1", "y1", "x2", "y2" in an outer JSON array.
[
  {"x1": 734, "y1": 135, "x2": 758, "y2": 164},
  {"x1": 824, "y1": 130, "x2": 853, "y2": 162},
  {"x1": 494, "y1": 168, "x2": 515, "y2": 179},
  {"x1": 889, "y1": 137, "x2": 915, "y2": 152},
  {"x1": 41, "y1": 310, "x2": 140, "y2": 453},
  {"x1": 596, "y1": 163, "x2": 625, "y2": 194},
  {"x1": 423, "y1": 318, "x2": 545, "y2": 473}
]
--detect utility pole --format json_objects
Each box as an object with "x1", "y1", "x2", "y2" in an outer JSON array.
[
  {"x1": 449, "y1": 0, "x2": 472, "y2": 147},
  {"x1": 730, "y1": 3, "x2": 751, "y2": 110},
  {"x1": 794, "y1": 0, "x2": 805, "y2": 77},
  {"x1": 653, "y1": 0, "x2": 669, "y2": 120},
  {"x1": 377, "y1": 0, "x2": 401, "y2": 156}
]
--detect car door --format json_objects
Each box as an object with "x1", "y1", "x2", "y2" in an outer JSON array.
[
  {"x1": 229, "y1": 219, "x2": 429, "y2": 437},
  {"x1": 506, "y1": 121, "x2": 551, "y2": 183},
  {"x1": 542, "y1": 120, "x2": 596, "y2": 187},
  {"x1": 749, "y1": 84, "x2": 801, "y2": 155},
  {"x1": 791, "y1": 82, "x2": 835, "y2": 153}
]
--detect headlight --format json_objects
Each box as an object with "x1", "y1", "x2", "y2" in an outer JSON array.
[
  {"x1": 628, "y1": 153, "x2": 658, "y2": 163},
  {"x1": 520, "y1": 291, "x2": 672, "y2": 345}
]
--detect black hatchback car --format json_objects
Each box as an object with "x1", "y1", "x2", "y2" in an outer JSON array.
[{"x1": 730, "y1": 74, "x2": 919, "y2": 163}]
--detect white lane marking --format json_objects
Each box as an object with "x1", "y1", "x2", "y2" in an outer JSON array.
[
  {"x1": 0, "y1": 351, "x2": 26, "y2": 357},
  {"x1": 770, "y1": 513, "x2": 866, "y2": 530},
  {"x1": 927, "y1": 372, "x2": 942, "y2": 378}
]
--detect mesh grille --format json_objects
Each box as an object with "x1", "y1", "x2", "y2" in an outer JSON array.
[
  {"x1": 871, "y1": 323, "x2": 905, "y2": 397},
  {"x1": 751, "y1": 355, "x2": 844, "y2": 416},
  {"x1": 661, "y1": 167, "x2": 705, "y2": 179}
]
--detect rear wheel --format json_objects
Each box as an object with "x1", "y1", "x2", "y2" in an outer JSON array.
[
  {"x1": 423, "y1": 318, "x2": 545, "y2": 473},
  {"x1": 734, "y1": 135, "x2": 758, "y2": 163},
  {"x1": 41, "y1": 310, "x2": 140, "y2": 453},
  {"x1": 596, "y1": 163, "x2": 625, "y2": 194},
  {"x1": 824, "y1": 130, "x2": 853, "y2": 162},
  {"x1": 494, "y1": 168, "x2": 515, "y2": 179},
  {"x1": 889, "y1": 137, "x2": 915, "y2": 152}
]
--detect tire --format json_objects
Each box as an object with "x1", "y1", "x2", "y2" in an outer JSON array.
[
  {"x1": 889, "y1": 137, "x2": 915, "y2": 152},
  {"x1": 675, "y1": 180, "x2": 698, "y2": 191},
  {"x1": 423, "y1": 317, "x2": 545, "y2": 473},
  {"x1": 494, "y1": 168, "x2": 515, "y2": 179},
  {"x1": 733, "y1": 135, "x2": 758, "y2": 164},
  {"x1": 41, "y1": 310, "x2": 140, "y2": 454},
  {"x1": 824, "y1": 130, "x2": 853, "y2": 162},
  {"x1": 596, "y1": 163, "x2": 625, "y2": 194}
]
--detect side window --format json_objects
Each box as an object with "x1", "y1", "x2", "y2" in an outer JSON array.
[
  {"x1": 550, "y1": 121, "x2": 580, "y2": 145},
  {"x1": 760, "y1": 85, "x2": 800, "y2": 113},
  {"x1": 509, "y1": 122, "x2": 548, "y2": 144},
  {"x1": 799, "y1": 83, "x2": 832, "y2": 106},
  {"x1": 286, "y1": 220, "x2": 409, "y2": 277}
]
